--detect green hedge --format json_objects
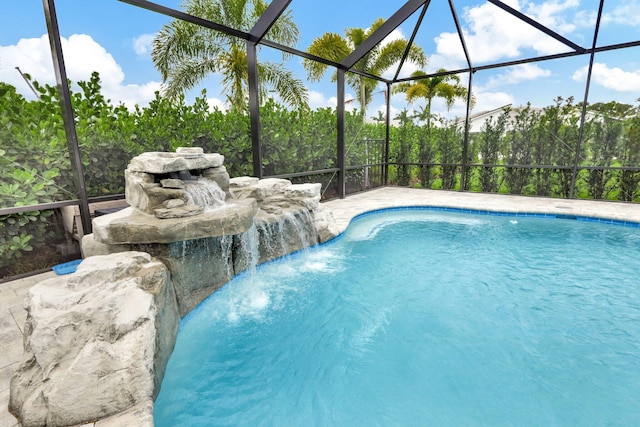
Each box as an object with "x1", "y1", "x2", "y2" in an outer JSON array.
[{"x1": 2, "y1": 73, "x2": 640, "y2": 274}]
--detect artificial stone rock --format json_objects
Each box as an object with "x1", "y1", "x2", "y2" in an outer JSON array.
[
  {"x1": 202, "y1": 166, "x2": 230, "y2": 193},
  {"x1": 137, "y1": 237, "x2": 235, "y2": 317},
  {"x1": 80, "y1": 233, "x2": 132, "y2": 258},
  {"x1": 295, "y1": 195, "x2": 321, "y2": 211},
  {"x1": 154, "y1": 204, "x2": 204, "y2": 219},
  {"x1": 285, "y1": 183, "x2": 322, "y2": 199},
  {"x1": 94, "y1": 399, "x2": 154, "y2": 427},
  {"x1": 128, "y1": 152, "x2": 224, "y2": 174},
  {"x1": 23, "y1": 148, "x2": 340, "y2": 425},
  {"x1": 261, "y1": 204, "x2": 283, "y2": 215},
  {"x1": 161, "y1": 198, "x2": 186, "y2": 209},
  {"x1": 9, "y1": 252, "x2": 179, "y2": 427},
  {"x1": 312, "y1": 206, "x2": 340, "y2": 243},
  {"x1": 229, "y1": 177, "x2": 292, "y2": 201},
  {"x1": 230, "y1": 185, "x2": 266, "y2": 201},
  {"x1": 92, "y1": 199, "x2": 258, "y2": 244},
  {"x1": 257, "y1": 178, "x2": 293, "y2": 198},
  {"x1": 125, "y1": 169, "x2": 187, "y2": 214},
  {"x1": 175, "y1": 146, "x2": 204, "y2": 157},
  {"x1": 160, "y1": 178, "x2": 185, "y2": 189},
  {"x1": 229, "y1": 176, "x2": 259, "y2": 188}
]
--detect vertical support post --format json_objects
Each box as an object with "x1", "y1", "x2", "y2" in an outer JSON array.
[
  {"x1": 247, "y1": 41, "x2": 263, "y2": 178},
  {"x1": 570, "y1": 0, "x2": 604, "y2": 198},
  {"x1": 42, "y1": 0, "x2": 92, "y2": 234},
  {"x1": 459, "y1": 71, "x2": 474, "y2": 191},
  {"x1": 384, "y1": 82, "x2": 391, "y2": 186},
  {"x1": 337, "y1": 70, "x2": 346, "y2": 198}
]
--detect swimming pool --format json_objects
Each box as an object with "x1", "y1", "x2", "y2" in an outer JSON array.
[{"x1": 154, "y1": 209, "x2": 640, "y2": 426}]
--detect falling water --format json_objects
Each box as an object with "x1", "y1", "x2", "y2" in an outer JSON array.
[
  {"x1": 254, "y1": 208, "x2": 317, "y2": 262},
  {"x1": 289, "y1": 208, "x2": 317, "y2": 250},
  {"x1": 237, "y1": 224, "x2": 260, "y2": 274},
  {"x1": 219, "y1": 234, "x2": 235, "y2": 278},
  {"x1": 184, "y1": 179, "x2": 226, "y2": 209}
]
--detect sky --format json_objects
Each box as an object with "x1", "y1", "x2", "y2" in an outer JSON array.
[{"x1": 1, "y1": 0, "x2": 640, "y2": 120}]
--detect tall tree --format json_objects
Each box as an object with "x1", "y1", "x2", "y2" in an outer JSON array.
[
  {"x1": 393, "y1": 69, "x2": 471, "y2": 129},
  {"x1": 152, "y1": 0, "x2": 308, "y2": 111},
  {"x1": 303, "y1": 18, "x2": 426, "y2": 121}
]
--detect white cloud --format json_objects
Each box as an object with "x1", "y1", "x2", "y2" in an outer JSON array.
[
  {"x1": 572, "y1": 62, "x2": 640, "y2": 92},
  {"x1": 0, "y1": 34, "x2": 161, "y2": 108},
  {"x1": 432, "y1": 0, "x2": 581, "y2": 66},
  {"x1": 472, "y1": 91, "x2": 515, "y2": 114},
  {"x1": 528, "y1": 0, "x2": 579, "y2": 33},
  {"x1": 602, "y1": 1, "x2": 640, "y2": 26},
  {"x1": 480, "y1": 63, "x2": 552, "y2": 90},
  {"x1": 132, "y1": 33, "x2": 157, "y2": 57},
  {"x1": 308, "y1": 90, "x2": 328, "y2": 109},
  {"x1": 206, "y1": 97, "x2": 227, "y2": 112},
  {"x1": 308, "y1": 89, "x2": 356, "y2": 111}
]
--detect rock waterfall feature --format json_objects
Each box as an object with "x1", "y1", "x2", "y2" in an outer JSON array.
[{"x1": 9, "y1": 148, "x2": 340, "y2": 426}]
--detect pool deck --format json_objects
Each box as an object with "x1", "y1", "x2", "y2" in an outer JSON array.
[{"x1": 3, "y1": 187, "x2": 640, "y2": 426}]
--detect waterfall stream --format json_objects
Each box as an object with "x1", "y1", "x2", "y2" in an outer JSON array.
[{"x1": 184, "y1": 179, "x2": 226, "y2": 210}]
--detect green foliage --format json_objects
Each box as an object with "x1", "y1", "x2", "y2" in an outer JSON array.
[
  {"x1": 416, "y1": 125, "x2": 437, "y2": 188},
  {"x1": 0, "y1": 81, "x2": 63, "y2": 269},
  {"x1": 476, "y1": 108, "x2": 509, "y2": 192},
  {"x1": 1, "y1": 74, "x2": 253, "y2": 268},
  {"x1": 585, "y1": 102, "x2": 624, "y2": 199},
  {"x1": 391, "y1": 110, "x2": 416, "y2": 186},
  {"x1": 504, "y1": 104, "x2": 538, "y2": 194},
  {"x1": 4, "y1": 71, "x2": 640, "y2": 273},
  {"x1": 619, "y1": 103, "x2": 640, "y2": 201},
  {"x1": 261, "y1": 99, "x2": 337, "y2": 175},
  {"x1": 437, "y1": 120, "x2": 464, "y2": 190}
]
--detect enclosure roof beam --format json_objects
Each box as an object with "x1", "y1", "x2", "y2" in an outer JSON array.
[
  {"x1": 449, "y1": 0, "x2": 473, "y2": 70},
  {"x1": 42, "y1": 0, "x2": 92, "y2": 235},
  {"x1": 118, "y1": 0, "x2": 391, "y2": 84},
  {"x1": 392, "y1": 1, "x2": 430, "y2": 82},
  {"x1": 570, "y1": 0, "x2": 605, "y2": 198},
  {"x1": 487, "y1": 0, "x2": 585, "y2": 54},
  {"x1": 119, "y1": 0, "x2": 252, "y2": 41},
  {"x1": 341, "y1": 0, "x2": 428, "y2": 70},
  {"x1": 249, "y1": 0, "x2": 292, "y2": 45},
  {"x1": 394, "y1": 37, "x2": 640, "y2": 84}
]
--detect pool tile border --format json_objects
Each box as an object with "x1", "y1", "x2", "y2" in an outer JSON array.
[{"x1": 346, "y1": 205, "x2": 640, "y2": 229}]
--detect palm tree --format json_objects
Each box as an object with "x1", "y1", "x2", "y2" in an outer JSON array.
[
  {"x1": 393, "y1": 69, "x2": 471, "y2": 128},
  {"x1": 303, "y1": 18, "x2": 426, "y2": 121},
  {"x1": 152, "y1": 0, "x2": 308, "y2": 111}
]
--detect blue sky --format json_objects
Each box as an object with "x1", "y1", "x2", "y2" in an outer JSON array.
[{"x1": 1, "y1": 0, "x2": 640, "y2": 120}]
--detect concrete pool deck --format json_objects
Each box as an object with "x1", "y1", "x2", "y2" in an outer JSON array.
[{"x1": 3, "y1": 187, "x2": 640, "y2": 426}]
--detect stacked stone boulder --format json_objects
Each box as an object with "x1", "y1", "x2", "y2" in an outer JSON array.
[
  {"x1": 229, "y1": 177, "x2": 336, "y2": 269},
  {"x1": 125, "y1": 147, "x2": 228, "y2": 218},
  {"x1": 9, "y1": 148, "x2": 341, "y2": 426},
  {"x1": 9, "y1": 252, "x2": 179, "y2": 427}
]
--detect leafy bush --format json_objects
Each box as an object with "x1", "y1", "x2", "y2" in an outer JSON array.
[{"x1": 3, "y1": 72, "x2": 640, "y2": 275}]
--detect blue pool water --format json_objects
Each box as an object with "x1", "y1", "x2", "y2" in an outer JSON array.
[{"x1": 154, "y1": 210, "x2": 640, "y2": 426}]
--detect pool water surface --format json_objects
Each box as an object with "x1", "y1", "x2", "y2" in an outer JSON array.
[{"x1": 154, "y1": 209, "x2": 640, "y2": 426}]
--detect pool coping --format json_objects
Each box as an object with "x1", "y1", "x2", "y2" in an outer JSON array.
[{"x1": 321, "y1": 188, "x2": 640, "y2": 238}]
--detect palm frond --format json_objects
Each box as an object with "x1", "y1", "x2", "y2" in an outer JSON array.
[
  {"x1": 304, "y1": 33, "x2": 350, "y2": 81},
  {"x1": 219, "y1": 45, "x2": 249, "y2": 110},
  {"x1": 162, "y1": 58, "x2": 219, "y2": 102},
  {"x1": 366, "y1": 18, "x2": 386, "y2": 38},
  {"x1": 346, "y1": 27, "x2": 366, "y2": 48},
  {"x1": 258, "y1": 62, "x2": 309, "y2": 111}
]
